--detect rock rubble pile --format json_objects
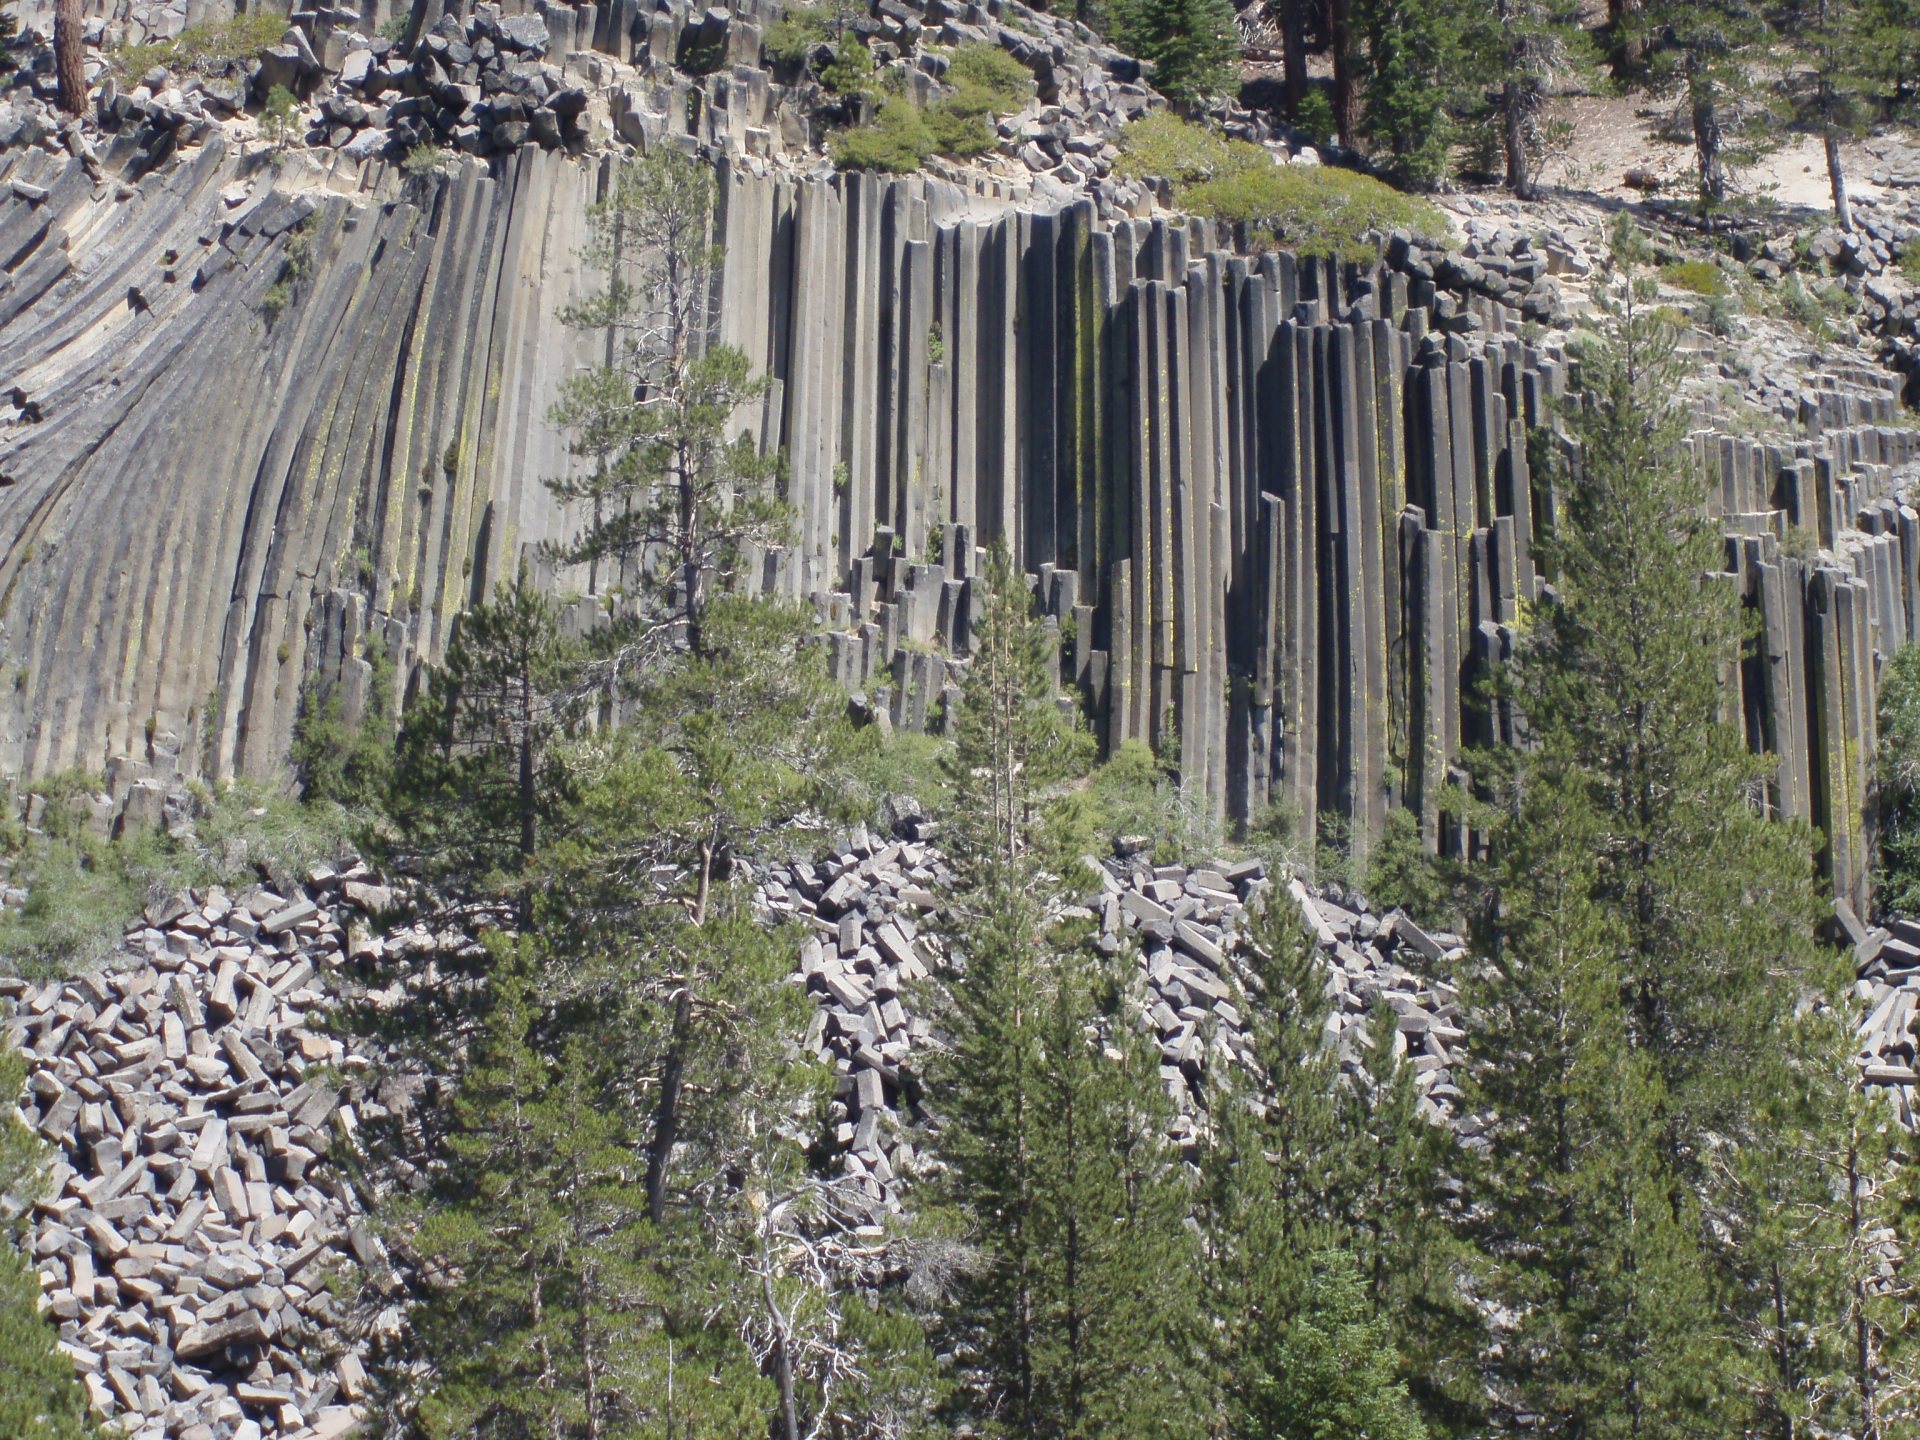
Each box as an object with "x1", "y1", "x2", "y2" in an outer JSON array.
[
  {"x1": 1, "y1": 869, "x2": 393, "y2": 1440},
  {"x1": 752, "y1": 824, "x2": 1469, "y2": 1223},
  {"x1": 1847, "y1": 910, "x2": 1920, "y2": 1129}
]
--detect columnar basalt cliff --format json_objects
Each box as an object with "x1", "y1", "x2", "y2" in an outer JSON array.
[
  {"x1": 6, "y1": 134, "x2": 1920, "y2": 909},
  {"x1": 4, "y1": 0, "x2": 1920, "y2": 914}
]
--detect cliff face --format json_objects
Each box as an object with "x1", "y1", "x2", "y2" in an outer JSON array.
[{"x1": 4, "y1": 128, "x2": 1920, "y2": 908}]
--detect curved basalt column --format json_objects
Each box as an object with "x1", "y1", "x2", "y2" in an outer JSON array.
[{"x1": 3, "y1": 139, "x2": 1918, "y2": 911}]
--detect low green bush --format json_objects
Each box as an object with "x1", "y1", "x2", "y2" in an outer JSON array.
[
  {"x1": 943, "y1": 42, "x2": 1034, "y2": 111},
  {"x1": 1117, "y1": 113, "x2": 1446, "y2": 262},
  {"x1": 110, "y1": 12, "x2": 287, "y2": 84},
  {"x1": 818, "y1": 35, "x2": 877, "y2": 97},
  {"x1": 831, "y1": 98, "x2": 935, "y2": 172},
  {"x1": 1114, "y1": 109, "x2": 1252, "y2": 186},
  {"x1": 1659, "y1": 259, "x2": 1728, "y2": 296},
  {"x1": 763, "y1": 2, "x2": 833, "y2": 66}
]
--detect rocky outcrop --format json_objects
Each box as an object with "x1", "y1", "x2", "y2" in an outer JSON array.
[
  {"x1": 754, "y1": 822, "x2": 1470, "y2": 1219},
  {"x1": 5, "y1": 127, "x2": 1920, "y2": 910},
  {"x1": 1, "y1": 868, "x2": 392, "y2": 1440}
]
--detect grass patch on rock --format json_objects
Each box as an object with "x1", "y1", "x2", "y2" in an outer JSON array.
[
  {"x1": 110, "y1": 12, "x2": 288, "y2": 84},
  {"x1": 1116, "y1": 112, "x2": 1445, "y2": 262}
]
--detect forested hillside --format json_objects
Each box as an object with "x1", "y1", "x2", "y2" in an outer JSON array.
[{"x1": 6, "y1": 0, "x2": 1920, "y2": 1434}]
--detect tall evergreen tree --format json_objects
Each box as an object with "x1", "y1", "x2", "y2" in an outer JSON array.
[
  {"x1": 929, "y1": 542, "x2": 1202, "y2": 1438},
  {"x1": 1108, "y1": 0, "x2": 1242, "y2": 105},
  {"x1": 1770, "y1": 0, "x2": 1871, "y2": 229},
  {"x1": 1197, "y1": 897, "x2": 1451, "y2": 1439},
  {"x1": 1464, "y1": 215, "x2": 1831, "y2": 1433},
  {"x1": 0, "y1": 1048, "x2": 95, "y2": 1440},
  {"x1": 546, "y1": 150, "x2": 784, "y2": 654},
  {"x1": 1350, "y1": 0, "x2": 1475, "y2": 187},
  {"x1": 1488, "y1": 0, "x2": 1590, "y2": 199},
  {"x1": 1634, "y1": 0, "x2": 1771, "y2": 205},
  {"x1": 388, "y1": 573, "x2": 581, "y2": 917}
]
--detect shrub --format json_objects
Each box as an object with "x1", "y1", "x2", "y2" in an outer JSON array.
[
  {"x1": 260, "y1": 83, "x2": 299, "y2": 150},
  {"x1": 831, "y1": 98, "x2": 935, "y2": 172},
  {"x1": 926, "y1": 98, "x2": 997, "y2": 157},
  {"x1": 819, "y1": 35, "x2": 877, "y2": 97},
  {"x1": 403, "y1": 142, "x2": 447, "y2": 176},
  {"x1": 1659, "y1": 258, "x2": 1728, "y2": 296},
  {"x1": 291, "y1": 634, "x2": 397, "y2": 808},
  {"x1": 1118, "y1": 114, "x2": 1450, "y2": 260},
  {"x1": 918, "y1": 43, "x2": 1035, "y2": 158},
  {"x1": 944, "y1": 42, "x2": 1035, "y2": 111},
  {"x1": 764, "y1": 2, "x2": 834, "y2": 66},
  {"x1": 1114, "y1": 108, "x2": 1253, "y2": 185},
  {"x1": 110, "y1": 12, "x2": 287, "y2": 84},
  {"x1": 1178, "y1": 155, "x2": 1449, "y2": 261}
]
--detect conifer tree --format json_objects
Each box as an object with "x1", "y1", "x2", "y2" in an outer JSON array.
[
  {"x1": 0, "y1": 1049, "x2": 95, "y2": 1440},
  {"x1": 1350, "y1": 0, "x2": 1475, "y2": 187},
  {"x1": 1334, "y1": 1000, "x2": 1481, "y2": 1429},
  {"x1": 401, "y1": 943, "x2": 770, "y2": 1439},
  {"x1": 388, "y1": 573, "x2": 581, "y2": 916},
  {"x1": 1463, "y1": 215, "x2": 1831, "y2": 1433},
  {"x1": 1488, "y1": 0, "x2": 1590, "y2": 199},
  {"x1": 929, "y1": 542, "x2": 1201, "y2": 1438},
  {"x1": 1771, "y1": 0, "x2": 1871, "y2": 229},
  {"x1": 547, "y1": 150, "x2": 785, "y2": 655},
  {"x1": 1198, "y1": 898, "x2": 1455, "y2": 1439},
  {"x1": 1108, "y1": 0, "x2": 1242, "y2": 106},
  {"x1": 1634, "y1": 0, "x2": 1771, "y2": 205}
]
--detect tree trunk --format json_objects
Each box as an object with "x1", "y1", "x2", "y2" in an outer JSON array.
[
  {"x1": 1327, "y1": 0, "x2": 1359, "y2": 149},
  {"x1": 1689, "y1": 70, "x2": 1726, "y2": 206},
  {"x1": 1280, "y1": 0, "x2": 1307, "y2": 119},
  {"x1": 1823, "y1": 110, "x2": 1852, "y2": 232},
  {"x1": 645, "y1": 986, "x2": 694, "y2": 1225},
  {"x1": 1606, "y1": 0, "x2": 1645, "y2": 80},
  {"x1": 1503, "y1": 80, "x2": 1535, "y2": 200},
  {"x1": 1848, "y1": 1136, "x2": 1880, "y2": 1440},
  {"x1": 54, "y1": 0, "x2": 86, "y2": 117}
]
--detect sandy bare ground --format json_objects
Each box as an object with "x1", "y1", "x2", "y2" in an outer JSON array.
[{"x1": 1529, "y1": 89, "x2": 1900, "y2": 219}]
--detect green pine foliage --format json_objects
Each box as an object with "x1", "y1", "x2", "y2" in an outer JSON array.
[
  {"x1": 1876, "y1": 642, "x2": 1920, "y2": 913},
  {"x1": 290, "y1": 631, "x2": 396, "y2": 809},
  {"x1": 927, "y1": 542, "x2": 1203, "y2": 1436},
  {"x1": 0, "y1": 1049, "x2": 96, "y2": 1439},
  {"x1": 1632, "y1": 0, "x2": 1774, "y2": 205},
  {"x1": 1114, "y1": 114, "x2": 1448, "y2": 261},
  {"x1": 1196, "y1": 896, "x2": 1454, "y2": 1439},
  {"x1": 547, "y1": 150, "x2": 786, "y2": 636},
  {"x1": 1350, "y1": 0, "x2": 1478, "y2": 187},
  {"x1": 1107, "y1": 0, "x2": 1241, "y2": 106},
  {"x1": 1462, "y1": 216, "x2": 1835, "y2": 1435},
  {"x1": 387, "y1": 573, "x2": 582, "y2": 911}
]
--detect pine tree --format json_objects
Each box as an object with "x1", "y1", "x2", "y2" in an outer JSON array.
[
  {"x1": 1238, "y1": 1250, "x2": 1426, "y2": 1440},
  {"x1": 1334, "y1": 999, "x2": 1481, "y2": 1430},
  {"x1": 929, "y1": 542, "x2": 1201, "y2": 1438},
  {"x1": 400, "y1": 945, "x2": 759, "y2": 1440},
  {"x1": 1350, "y1": 0, "x2": 1476, "y2": 187},
  {"x1": 1463, "y1": 216, "x2": 1831, "y2": 1434},
  {"x1": 1488, "y1": 0, "x2": 1591, "y2": 199},
  {"x1": 1634, "y1": 0, "x2": 1772, "y2": 205},
  {"x1": 1107, "y1": 0, "x2": 1242, "y2": 106},
  {"x1": 547, "y1": 150, "x2": 785, "y2": 653},
  {"x1": 1198, "y1": 897, "x2": 1463, "y2": 1438},
  {"x1": 388, "y1": 573, "x2": 581, "y2": 915},
  {"x1": 0, "y1": 1049, "x2": 95, "y2": 1440},
  {"x1": 1771, "y1": 0, "x2": 1873, "y2": 229}
]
